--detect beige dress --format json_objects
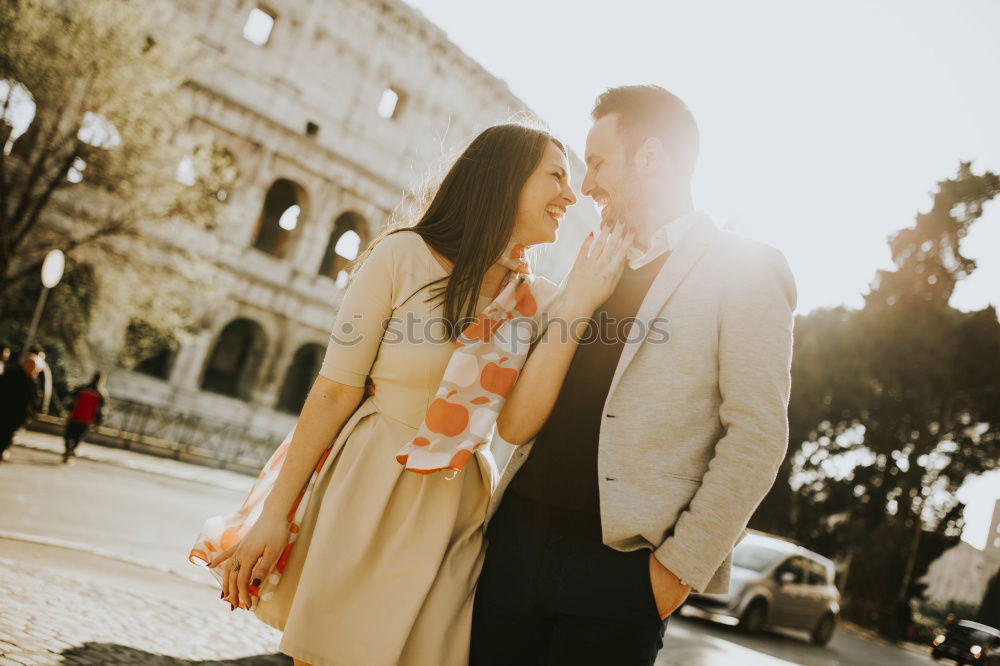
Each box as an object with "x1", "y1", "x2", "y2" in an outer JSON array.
[{"x1": 254, "y1": 231, "x2": 497, "y2": 666}]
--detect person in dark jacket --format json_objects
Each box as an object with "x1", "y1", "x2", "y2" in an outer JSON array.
[
  {"x1": 0, "y1": 355, "x2": 44, "y2": 463},
  {"x1": 62, "y1": 372, "x2": 110, "y2": 463}
]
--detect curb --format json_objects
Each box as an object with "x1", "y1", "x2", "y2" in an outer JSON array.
[
  {"x1": 11, "y1": 438, "x2": 254, "y2": 493},
  {"x1": 0, "y1": 530, "x2": 216, "y2": 588}
]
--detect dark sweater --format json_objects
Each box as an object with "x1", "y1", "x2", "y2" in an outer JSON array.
[{"x1": 506, "y1": 251, "x2": 670, "y2": 540}]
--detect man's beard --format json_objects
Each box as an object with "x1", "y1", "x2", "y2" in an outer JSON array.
[{"x1": 598, "y1": 192, "x2": 637, "y2": 233}]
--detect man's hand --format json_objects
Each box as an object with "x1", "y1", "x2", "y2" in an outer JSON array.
[{"x1": 648, "y1": 553, "x2": 692, "y2": 620}]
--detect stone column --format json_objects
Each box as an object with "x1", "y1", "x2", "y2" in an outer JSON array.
[{"x1": 171, "y1": 328, "x2": 215, "y2": 391}]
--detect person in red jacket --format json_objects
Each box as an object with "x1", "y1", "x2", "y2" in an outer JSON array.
[{"x1": 63, "y1": 372, "x2": 110, "y2": 463}]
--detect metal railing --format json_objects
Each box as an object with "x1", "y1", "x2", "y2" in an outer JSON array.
[{"x1": 35, "y1": 398, "x2": 282, "y2": 474}]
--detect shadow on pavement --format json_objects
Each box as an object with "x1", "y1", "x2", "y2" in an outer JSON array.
[{"x1": 61, "y1": 643, "x2": 292, "y2": 665}]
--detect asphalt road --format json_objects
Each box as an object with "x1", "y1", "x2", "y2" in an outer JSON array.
[{"x1": 0, "y1": 436, "x2": 935, "y2": 665}]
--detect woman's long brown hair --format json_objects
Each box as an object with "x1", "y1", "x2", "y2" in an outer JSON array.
[{"x1": 370, "y1": 123, "x2": 566, "y2": 337}]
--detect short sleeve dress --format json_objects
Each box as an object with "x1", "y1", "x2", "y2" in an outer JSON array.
[{"x1": 253, "y1": 231, "x2": 497, "y2": 666}]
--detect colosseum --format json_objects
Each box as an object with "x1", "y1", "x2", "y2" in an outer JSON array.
[{"x1": 94, "y1": 0, "x2": 596, "y2": 465}]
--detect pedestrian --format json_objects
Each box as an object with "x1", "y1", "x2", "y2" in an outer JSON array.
[
  {"x1": 0, "y1": 353, "x2": 45, "y2": 463},
  {"x1": 0, "y1": 341, "x2": 11, "y2": 376},
  {"x1": 62, "y1": 371, "x2": 110, "y2": 464}
]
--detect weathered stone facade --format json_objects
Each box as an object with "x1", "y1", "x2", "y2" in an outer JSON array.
[{"x1": 100, "y1": 0, "x2": 596, "y2": 443}]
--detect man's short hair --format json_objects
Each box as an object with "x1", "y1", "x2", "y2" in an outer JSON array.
[{"x1": 592, "y1": 85, "x2": 699, "y2": 177}]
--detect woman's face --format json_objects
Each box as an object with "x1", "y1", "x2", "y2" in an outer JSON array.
[{"x1": 512, "y1": 141, "x2": 577, "y2": 247}]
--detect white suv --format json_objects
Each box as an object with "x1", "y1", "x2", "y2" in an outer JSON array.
[{"x1": 683, "y1": 532, "x2": 841, "y2": 646}]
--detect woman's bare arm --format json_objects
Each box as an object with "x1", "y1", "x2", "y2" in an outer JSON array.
[
  {"x1": 497, "y1": 223, "x2": 632, "y2": 445},
  {"x1": 496, "y1": 298, "x2": 594, "y2": 445},
  {"x1": 259, "y1": 375, "x2": 364, "y2": 520},
  {"x1": 215, "y1": 375, "x2": 362, "y2": 609}
]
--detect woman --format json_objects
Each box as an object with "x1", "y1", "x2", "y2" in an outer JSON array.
[{"x1": 195, "y1": 124, "x2": 630, "y2": 666}]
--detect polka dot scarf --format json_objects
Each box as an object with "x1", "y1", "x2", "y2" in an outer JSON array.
[{"x1": 396, "y1": 241, "x2": 559, "y2": 476}]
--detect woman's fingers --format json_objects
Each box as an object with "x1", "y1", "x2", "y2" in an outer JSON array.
[
  {"x1": 248, "y1": 547, "x2": 279, "y2": 608},
  {"x1": 596, "y1": 223, "x2": 628, "y2": 274},
  {"x1": 223, "y1": 559, "x2": 237, "y2": 609},
  {"x1": 575, "y1": 231, "x2": 595, "y2": 264},
  {"x1": 207, "y1": 544, "x2": 236, "y2": 569},
  {"x1": 236, "y1": 549, "x2": 260, "y2": 610}
]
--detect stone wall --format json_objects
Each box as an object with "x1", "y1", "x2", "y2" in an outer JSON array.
[{"x1": 95, "y1": 0, "x2": 596, "y2": 444}]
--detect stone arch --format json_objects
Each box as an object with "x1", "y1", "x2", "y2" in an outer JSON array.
[
  {"x1": 318, "y1": 211, "x2": 367, "y2": 281},
  {"x1": 201, "y1": 318, "x2": 268, "y2": 400},
  {"x1": 251, "y1": 178, "x2": 308, "y2": 258},
  {"x1": 276, "y1": 342, "x2": 325, "y2": 414}
]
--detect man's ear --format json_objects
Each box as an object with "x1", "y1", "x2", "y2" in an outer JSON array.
[{"x1": 635, "y1": 136, "x2": 665, "y2": 176}]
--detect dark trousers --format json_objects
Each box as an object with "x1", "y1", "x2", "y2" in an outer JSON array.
[
  {"x1": 0, "y1": 425, "x2": 17, "y2": 458},
  {"x1": 63, "y1": 421, "x2": 90, "y2": 457},
  {"x1": 471, "y1": 496, "x2": 667, "y2": 666}
]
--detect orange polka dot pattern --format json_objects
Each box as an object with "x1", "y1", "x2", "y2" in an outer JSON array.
[{"x1": 396, "y1": 243, "x2": 559, "y2": 475}]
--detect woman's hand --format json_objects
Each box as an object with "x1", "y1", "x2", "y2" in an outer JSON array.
[
  {"x1": 562, "y1": 221, "x2": 633, "y2": 315},
  {"x1": 209, "y1": 511, "x2": 289, "y2": 611}
]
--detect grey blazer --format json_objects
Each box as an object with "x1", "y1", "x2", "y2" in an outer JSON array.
[{"x1": 489, "y1": 214, "x2": 796, "y2": 594}]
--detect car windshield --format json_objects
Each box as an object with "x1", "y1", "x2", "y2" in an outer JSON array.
[
  {"x1": 955, "y1": 626, "x2": 998, "y2": 643},
  {"x1": 733, "y1": 544, "x2": 785, "y2": 572}
]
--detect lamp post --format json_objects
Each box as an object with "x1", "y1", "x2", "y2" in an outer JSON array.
[
  {"x1": 23, "y1": 248, "x2": 65, "y2": 356},
  {"x1": 23, "y1": 249, "x2": 64, "y2": 415}
]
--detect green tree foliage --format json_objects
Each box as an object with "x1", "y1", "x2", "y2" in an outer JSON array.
[
  {"x1": 752, "y1": 163, "x2": 1000, "y2": 636},
  {"x1": 0, "y1": 0, "x2": 237, "y2": 370}
]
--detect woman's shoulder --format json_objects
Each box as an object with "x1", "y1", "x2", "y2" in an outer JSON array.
[
  {"x1": 367, "y1": 230, "x2": 440, "y2": 268},
  {"x1": 365, "y1": 229, "x2": 415, "y2": 258}
]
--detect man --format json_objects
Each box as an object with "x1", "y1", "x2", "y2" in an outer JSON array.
[
  {"x1": 0, "y1": 351, "x2": 45, "y2": 463},
  {"x1": 62, "y1": 371, "x2": 110, "y2": 463},
  {"x1": 471, "y1": 85, "x2": 796, "y2": 665}
]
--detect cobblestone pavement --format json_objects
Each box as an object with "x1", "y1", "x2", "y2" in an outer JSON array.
[{"x1": 0, "y1": 545, "x2": 287, "y2": 666}]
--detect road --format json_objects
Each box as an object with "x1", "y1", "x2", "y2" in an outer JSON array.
[{"x1": 0, "y1": 434, "x2": 934, "y2": 665}]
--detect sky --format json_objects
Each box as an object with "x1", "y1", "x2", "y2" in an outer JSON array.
[{"x1": 404, "y1": 0, "x2": 1000, "y2": 549}]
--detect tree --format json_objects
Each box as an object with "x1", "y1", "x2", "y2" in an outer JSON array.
[
  {"x1": 0, "y1": 0, "x2": 237, "y2": 374},
  {"x1": 980, "y1": 568, "x2": 1000, "y2": 629},
  {"x1": 751, "y1": 163, "x2": 1000, "y2": 637}
]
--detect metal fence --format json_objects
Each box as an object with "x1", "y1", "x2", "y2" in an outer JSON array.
[{"x1": 43, "y1": 398, "x2": 283, "y2": 474}]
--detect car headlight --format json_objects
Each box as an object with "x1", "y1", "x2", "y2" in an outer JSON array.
[{"x1": 970, "y1": 645, "x2": 982, "y2": 658}]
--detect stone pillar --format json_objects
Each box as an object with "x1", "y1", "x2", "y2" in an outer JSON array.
[{"x1": 171, "y1": 328, "x2": 214, "y2": 391}]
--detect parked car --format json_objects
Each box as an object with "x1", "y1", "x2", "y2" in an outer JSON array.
[
  {"x1": 932, "y1": 620, "x2": 1000, "y2": 665},
  {"x1": 683, "y1": 532, "x2": 840, "y2": 646}
]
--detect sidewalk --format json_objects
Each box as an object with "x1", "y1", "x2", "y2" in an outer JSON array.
[
  {"x1": 1, "y1": 435, "x2": 286, "y2": 665},
  {"x1": 0, "y1": 540, "x2": 285, "y2": 665}
]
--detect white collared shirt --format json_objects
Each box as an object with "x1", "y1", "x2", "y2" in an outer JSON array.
[{"x1": 626, "y1": 210, "x2": 706, "y2": 270}]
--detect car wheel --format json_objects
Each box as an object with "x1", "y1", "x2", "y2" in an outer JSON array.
[
  {"x1": 810, "y1": 613, "x2": 836, "y2": 646},
  {"x1": 739, "y1": 599, "x2": 767, "y2": 634}
]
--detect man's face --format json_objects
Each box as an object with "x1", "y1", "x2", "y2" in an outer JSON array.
[{"x1": 582, "y1": 113, "x2": 640, "y2": 229}]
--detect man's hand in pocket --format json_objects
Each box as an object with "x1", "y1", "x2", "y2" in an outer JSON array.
[{"x1": 648, "y1": 554, "x2": 692, "y2": 620}]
